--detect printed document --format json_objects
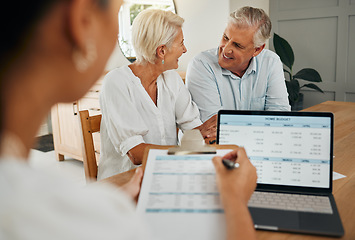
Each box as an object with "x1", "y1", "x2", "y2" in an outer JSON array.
[{"x1": 136, "y1": 149, "x2": 234, "y2": 240}]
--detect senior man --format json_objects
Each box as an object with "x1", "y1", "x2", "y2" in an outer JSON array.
[{"x1": 186, "y1": 6, "x2": 290, "y2": 123}]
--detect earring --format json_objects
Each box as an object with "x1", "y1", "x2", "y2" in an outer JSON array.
[
  {"x1": 73, "y1": 39, "x2": 97, "y2": 72},
  {"x1": 162, "y1": 59, "x2": 165, "y2": 64}
]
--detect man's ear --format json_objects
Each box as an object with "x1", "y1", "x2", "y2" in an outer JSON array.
[
  {"x1": 156, "y1": 44, "x2": 166, "y2": 60},
  {"x1": 253, "y1": 44, "x2": 265, "y2": 57},
  {"x1": 67, "y1": 0, "x2": 95, "y2": 51}
]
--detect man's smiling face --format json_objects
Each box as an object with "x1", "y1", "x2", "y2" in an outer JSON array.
[{"x1": 218, "y1": 23, "x2": 263, "y2": 77}]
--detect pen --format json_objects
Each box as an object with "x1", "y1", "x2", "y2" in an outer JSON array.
[{"x1": 222, "y1": 159, "x2": 239, "y2": 170}]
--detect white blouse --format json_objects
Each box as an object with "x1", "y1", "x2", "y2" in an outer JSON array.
[
  {"x1": 98, "y1": 66, "x2": 202, "y2": 180},
  {"x1": 0, "y1": 157, "x2": 151, "y2": 240}
]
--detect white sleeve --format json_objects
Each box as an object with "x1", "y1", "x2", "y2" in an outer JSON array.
[
  {"x1": 100, "y1": 71, "x2": 147, "y2": 155},
  {"x1": 172, "y1": 73, "x2": 202, "y2": 131},
  {"x1": 53, "y1": 183, "x2": 153, "y2": 240},
  {"x1": 0, "y1": 160, "x2": 153, "y2": 240}
]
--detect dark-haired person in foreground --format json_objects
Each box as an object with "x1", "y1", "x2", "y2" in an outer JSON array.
[{"x1": 0, "y1": 1, "x2": 256, "y2": 239}]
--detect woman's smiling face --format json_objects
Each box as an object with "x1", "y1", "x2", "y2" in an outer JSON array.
[{"x1": 163, "y1": 27, "x2": 187, "y2": 70}]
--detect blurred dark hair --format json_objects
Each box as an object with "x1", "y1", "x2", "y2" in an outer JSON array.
[
  {"x1": 0, "y1": 0, "x2": 59, "y2": 139},
  {"x1": 0, "y1": 0, "x2": 108, "y2": 139},
  {"x1": 1, "y1": 1, "x2": 59, "y2": 73}
]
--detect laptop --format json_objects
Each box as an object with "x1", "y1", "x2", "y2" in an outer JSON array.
[{"x1": 216, "y1": 110, "x2": 344, "y2": 237}]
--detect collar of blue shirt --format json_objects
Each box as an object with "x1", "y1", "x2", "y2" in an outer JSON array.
[{"x1": 221, "y1": 56, "x2": 257, "y2": 79}]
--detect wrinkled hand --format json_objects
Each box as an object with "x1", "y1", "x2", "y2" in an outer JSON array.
[
  {"x1": 212, "y1": 148, "x2": 257, "y2": 205},
  {"x1": 120, "y1": 167, "x2": 143, "y2": 202},
  {"x1": 196, "y1": 114, "x2": 217, "y2": 139}
]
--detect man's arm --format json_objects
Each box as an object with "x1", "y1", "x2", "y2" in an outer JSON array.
[{"x1": 212, "y1": 148, "x2": 257, "y2": 240}]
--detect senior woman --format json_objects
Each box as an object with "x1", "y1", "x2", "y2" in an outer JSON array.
[{"x1": 98, "y1": 9, "x2": 216, "y2": 179}]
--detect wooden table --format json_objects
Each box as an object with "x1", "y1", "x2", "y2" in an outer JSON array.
[{"x1": 103, "y1": 101, "x2": 355, "y2": 240}]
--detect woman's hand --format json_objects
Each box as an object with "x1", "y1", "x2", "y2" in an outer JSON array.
[
  {"x1": 120, "y1": 167, "x2": 144, "y2": 202},
  {"x1": 212, "y1": 147, "x2": 257, "y2": 205},
  {"x1": 212, "y1": 148, "x2": 257, "y2": 240}
]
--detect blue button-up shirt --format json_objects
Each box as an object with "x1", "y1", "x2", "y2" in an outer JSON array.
[{"x1": 186, "y1": 48, "x2": 291, "y2": 122}]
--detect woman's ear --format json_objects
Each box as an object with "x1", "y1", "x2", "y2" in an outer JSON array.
[
  {"x1": 67, "y1": 0, "x2": 100, "y2": 72},
  {"x1": 156, "y1": 44, "x2": 166, "y2": 60},
  {"x1": 67, "y1": 0, "x2": 96, "y2": 52}
]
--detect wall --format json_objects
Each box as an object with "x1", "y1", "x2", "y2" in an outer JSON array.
[
  {"x1": 230, "y1": 0, "x2": 269, "y2": 15},
  {"x1": 269, "y1": 0, "x2": 355, "y2": 108},
  {"x1": 174, "y1": 0, "x2": 230, "y2": 71}
]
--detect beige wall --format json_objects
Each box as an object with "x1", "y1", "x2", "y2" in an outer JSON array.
[
  {"x1": 174, "y1": 0, "x2": 230, "y2": 71},
  {"x1": 230, "y1": 0, "x2": 269, "y2": 13}
]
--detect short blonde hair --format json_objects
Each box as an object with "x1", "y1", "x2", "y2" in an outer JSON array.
[
  {"x1": 229, "y1": 6, "x2": 271, "y2": 48},
  {"x1": 131, "y1": 9, "x2": 184, "y2": 64}
]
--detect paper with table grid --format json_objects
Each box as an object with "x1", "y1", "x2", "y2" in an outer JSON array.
[{"x1": 136, "y1": 149, "x2": 233, "y2": 240}]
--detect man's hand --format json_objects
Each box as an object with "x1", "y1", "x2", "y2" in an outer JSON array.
[{"x1": 195, "y1": 114, "x2": 217, "y2": 139}]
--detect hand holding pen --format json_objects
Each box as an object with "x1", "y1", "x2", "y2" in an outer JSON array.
[
  {"x1": 222, "y1": 158, "x2": 240, "y2": 169},
  {"x1": 212, "y1": 147, "x2": 258, "y2": 240},
  {"x1": 212, "y1": 147, "x2": 257, "y2": 204}
]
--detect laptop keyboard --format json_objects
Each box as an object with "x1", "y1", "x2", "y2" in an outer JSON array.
[{"x1": 248, "y1": 191, "x2": 333, "y2": 214}]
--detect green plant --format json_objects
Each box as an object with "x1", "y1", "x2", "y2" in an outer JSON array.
[{"x1": 273, "y1": 33, "x2": 324, "y2": 106}]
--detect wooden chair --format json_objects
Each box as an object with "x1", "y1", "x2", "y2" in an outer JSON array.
[
  {"x1": 79, "y1": 110, "x2": 101, "y2": 182},
  {"x1": 177, "y1": 71, "x2": 186, "y2": 83}
]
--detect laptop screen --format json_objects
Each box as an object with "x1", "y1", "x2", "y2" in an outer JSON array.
[{"x1": 217, "y1": 110, "x2": 333, "y2": 190}]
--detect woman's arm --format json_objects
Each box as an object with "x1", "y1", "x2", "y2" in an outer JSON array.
[
  {"x1": 127, "y1": 143, "x2": 157, "y2": 165},
  {"x1": 212, "y1": 148, "x2": 257, "y2": 240}
]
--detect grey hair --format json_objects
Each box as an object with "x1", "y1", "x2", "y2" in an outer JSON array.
[{"x1": 228, "y1": 6, "x2": 271, "y2": 48}]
